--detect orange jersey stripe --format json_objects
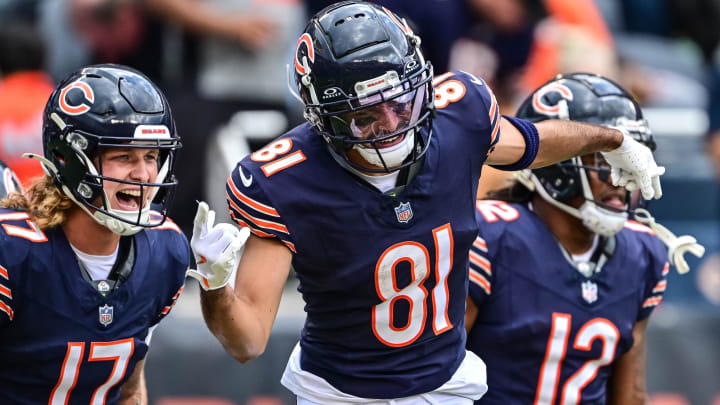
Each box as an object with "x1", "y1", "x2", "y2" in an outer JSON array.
[
  {"x1": 227, "y1": 198, "x2": 289, "y2": 234},
  {"x1": 0, "y1": 301, "x2": 13, "y2": 320},
  {"x1": 469, "y1": 269, "x2": 491, "y2": 294},
  {"x1": 227, "y1": 175, "x2": 280, "y2": 217},
  {"x1": 642, "y1": 296, "x2": 663, "y2": 308},
  {"x1": 469, "y1": 251, "x2": 492, "y2": 275},
  {"x1": 0, "y1": 265, "x2": 8, "y2": 279},
  {"x1": 652, "y1": 280, "x2": 667, "y2": 293},
  {"x1": 473, "y1": 238, "x2": 488, "y2": 252},
  {"x1": 0, "y1": 284, "x2": 11, "y2": 299},
  {"x1": 230, "y1": 215, "x2": 296, "y2": 253}
]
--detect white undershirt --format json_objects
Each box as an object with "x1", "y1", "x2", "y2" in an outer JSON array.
[
  {"x1": 70, "y1": 243, "x2": 119, "y2": 281},
  {"x1": 570, "y1": 234, "x2": 599, "y2": 263},
  {"x1": 353, "y1": 170, "x2": 400, "y2": 193}
]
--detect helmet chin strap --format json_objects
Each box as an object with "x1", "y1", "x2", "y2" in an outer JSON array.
[
  {"x1": 353, "y1": 131, "x2": 415, "y2": 169},
  {"x1": 25, "y1": 152, "x2": 170, "y2": 236}
]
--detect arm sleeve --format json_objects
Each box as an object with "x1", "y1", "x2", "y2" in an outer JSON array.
[{"x1": 489, "y1": 115, "x2": 540, "y2": 171}]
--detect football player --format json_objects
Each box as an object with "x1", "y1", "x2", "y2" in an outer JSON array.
[
  {"x1": 0, "y1": 158, "x2": 22, "y2": 198},
  {"x1": 0, "y1": 64, "x2": 187, "y2": 405},
  {"x1": 465, "y1": 73, "x2": 704, "y2": 404},
  {"x1": 188, "y1": 2, "x2": 665, "y2": 404}
]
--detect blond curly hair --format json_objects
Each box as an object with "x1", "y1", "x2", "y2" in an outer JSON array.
[{"x1": 1, "y1": 176, "x2": 75, "y2": 230}]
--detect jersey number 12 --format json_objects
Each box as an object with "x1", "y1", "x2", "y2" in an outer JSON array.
[{"x1": 535, "y1": 313, "x2": 620, "y2": 405}]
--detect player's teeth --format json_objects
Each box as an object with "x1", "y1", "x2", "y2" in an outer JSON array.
[{"x1": 120, "y1": 190, "x2": 141, "y2": 197}]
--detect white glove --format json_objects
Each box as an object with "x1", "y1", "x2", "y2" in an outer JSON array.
[
  {"x1": 601, "y1": 128, "x2": 666, "y2": 200},
  {"x1": 187, "y1": 201, "x2": 251, "y2": 291},
  {"x1": 634, "y1": 208, "x2": 705, "y2": 274}
]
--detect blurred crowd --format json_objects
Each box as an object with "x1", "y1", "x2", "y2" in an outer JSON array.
[{"x1": 2, "y1": 0, "x2": 720, "y2": 235}]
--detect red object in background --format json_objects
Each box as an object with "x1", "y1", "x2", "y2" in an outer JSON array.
[{"x1": 0, "y1": 71, "x2": 54, "y2": 187}]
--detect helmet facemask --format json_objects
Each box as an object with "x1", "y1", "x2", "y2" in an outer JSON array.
[
  {"x1": 323, "y1": 72, "x2": 432, "y2": 172},
  {"x1": 38, "y1": 115, "x2": 180, "y2": 236},
  {"x1": 526, "y1": 154, "x2": 629, "y2": 236}
]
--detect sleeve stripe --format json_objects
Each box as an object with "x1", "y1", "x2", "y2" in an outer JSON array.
[
  {"x1": 624, "y1": 220, "x2": 655, "y2": 235},
  {"x1": 642, "y1": 296, "x2": 663, "y2": 308},
  {"x1": 473, "y1": 237, "x2": 488, "y2": 252},
  {"x1": 488, "y1": 94, "x2": 497, "y2": 121},
  {"x1": 0, "y1": 265, "x2": 8, "y2": 279},
  {"x1": 227, "y1": 196, "x2": 290, "y2": 235},
  {"x1": 230, "y1": 215, "x2": 297, "y2": 253},
  {"x1": 230, "y1": 214, "x2": 276, "y2": 237},
  {"x1": 469, "y1": 269, "x2": 491, "y2": 294},
  {"x1": 0, "y1": 212, "x2": 29, "y2": 221},
  {"x1": 173, "y1": 286, "x2": 184, "y2": 300},
  {"x1": 662, "y1": 262, "x2": 670, "y2": 276},
  {"x1": 0, "y1": 284, "x2": 11, "y2": 299},
  {"x1": 227, "y1": 175, "x2": 280, "y2": 217},
  {"x1": 488, "y1": 90, "x2": 500, "y2": 146},
  {"x1": 0, "y1": 301, "x2": 13, "y2": 320},
  {"x1": 490, "y1": 109, "x2": 500, "y2": 146},
  {"x1": 469, "y1": 251, "x2": 492, "y2": 276},
  {"x1": 652, "y1": 280, "x2": 667, "y2": 293}
]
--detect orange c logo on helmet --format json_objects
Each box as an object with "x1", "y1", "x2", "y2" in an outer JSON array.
[
  {"x1": 58, "y1": 81, "x2": 95, "y2": 116},
  {"x1": 532, "y1": 83, "x2": 573, "y2": 116},
  {"x1": 295, "y1": 33, "x2": 314, "y2": 75}
]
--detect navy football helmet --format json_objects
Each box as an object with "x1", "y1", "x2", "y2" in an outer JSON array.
[
  {"x1": 0, "y1": 159, "x2": 22, "y2": 198},
  {"x1": 32, "y1": 64, "x2": 181, "y2": 235},
  {"x1": 291, "y1": 1, "x2": 434, "y2": 173},
  {"x1": 515, "y1": 72, "x2": 655, "y2": 235}
]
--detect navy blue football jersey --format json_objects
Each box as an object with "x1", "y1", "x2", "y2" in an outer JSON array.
[
  {"x1": 0, "y1": 209, "x2": 189, "y2": 405},
  {"x1": 227, "y1": 71, "x2": 500, "y2": 398},
  {"x1": 467, "y1": 200, "x2": 669, "y2": 405}
]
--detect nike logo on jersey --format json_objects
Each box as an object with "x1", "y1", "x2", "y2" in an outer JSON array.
[{"x1": 238, "y1": 166, "x2": 253, "y2": 187}]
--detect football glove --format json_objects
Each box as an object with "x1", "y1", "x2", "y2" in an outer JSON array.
[
  {"x1": 187, "y1": 201, "x2": 251, "y2": 291},
  {"x1": 601, "y1": 127, "x2": 665, "y2": 200},
  {"x1": 634, "y1": 208, "x2": 705, "y2": 274}
]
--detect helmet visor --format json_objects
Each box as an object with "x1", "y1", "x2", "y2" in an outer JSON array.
[{"x1": 329, "y1": 85, "x2": 425, "y2": 144}]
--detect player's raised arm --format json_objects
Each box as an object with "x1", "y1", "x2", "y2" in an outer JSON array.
[
  {"x1": 188, "y1": 202, "x2": 292, "y2": 362},
  {"x1": 485, "y1": 81, "x2": 664, "y2": 200}
]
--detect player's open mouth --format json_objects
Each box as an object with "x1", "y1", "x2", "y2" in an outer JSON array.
[
  {"x1": 115, "y1": 189, "x2": 142, "y2": 210},
  {"x1": 601, "y1": 194, "x2": 626, "y2": 210},
  {"x1": 373, "y1": 133, "x2": 405, "y2": 148}
]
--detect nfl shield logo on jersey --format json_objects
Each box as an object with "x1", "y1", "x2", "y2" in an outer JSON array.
[
  {"x1": 394, "y1": 202, "x2": 413, "y2": 223},
  {"x1": 99, "y1": 304, "x2": 114, "y2": 326},
  {"x1": 581, "y1": 281, "x2": 598, "y2": 304}
]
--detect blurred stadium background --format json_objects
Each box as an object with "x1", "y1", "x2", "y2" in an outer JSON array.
[{"x1": 1, "y1": 0, "x2": 719, "y2": 404}]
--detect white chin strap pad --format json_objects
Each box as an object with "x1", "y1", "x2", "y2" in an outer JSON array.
[
  {"x1": 353, "y1": 131, "x2": 414, "y2": 168},
  {"x1": 579, "y1": 201, "x2": 627, "y2": 236}
]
